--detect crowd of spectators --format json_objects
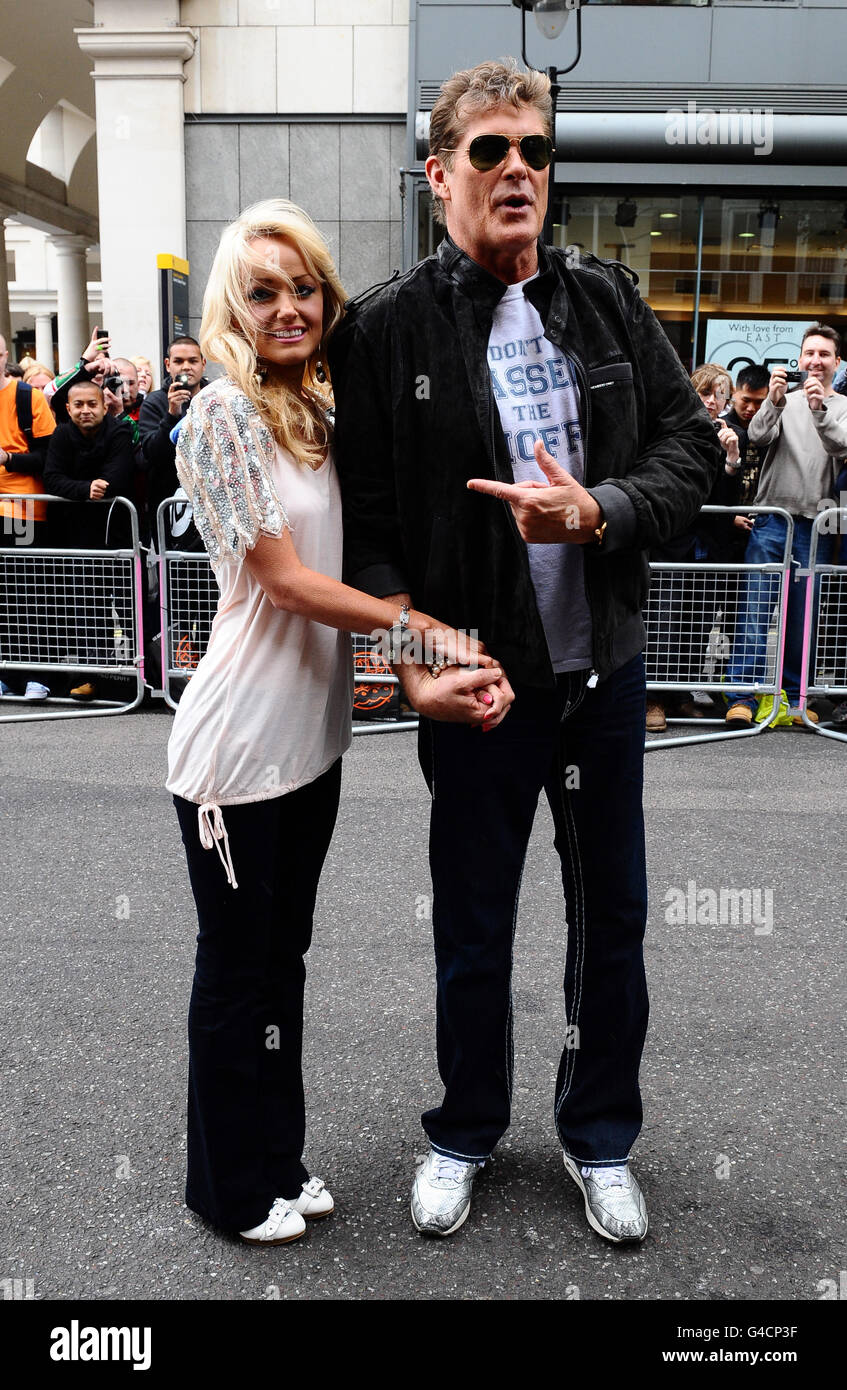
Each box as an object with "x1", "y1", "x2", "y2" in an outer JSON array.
[
  {"x1": 0, "y1": 325, "x2": 206, "y2": 701},
  {"x1": 646, "y1": 325, "x2": 847, "y2": 732},
  {"x1": 1, "y1": 320, "x2": 846, "y2": 720}
]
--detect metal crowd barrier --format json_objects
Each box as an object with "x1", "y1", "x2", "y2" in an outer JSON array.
[
  {"x1": 156, "y1": 498, "x2": 417, "y2": 733},
  {"x1": 643, "y1": 505, "x2": 795, "y2": 750},
  {"x1": 0, "y1": 495, "x2": 145, "y2": 723},
  {"x1": 798, "y1": 506, "x2": 847, "y2": 741},
  {"x1": 155, "y1": 499, "x2": 799, "y2": 745}
]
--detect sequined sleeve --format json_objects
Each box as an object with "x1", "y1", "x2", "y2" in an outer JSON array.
[{"x1": 175, "y1": 380, "x2": 290, "y2": 566}]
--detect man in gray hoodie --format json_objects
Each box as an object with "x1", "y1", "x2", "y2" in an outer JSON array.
[{"x1": 725, "y1": 324, "x2": 847, "y2": 726}]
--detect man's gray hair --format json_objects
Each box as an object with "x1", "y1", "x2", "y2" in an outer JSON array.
[{"x1": 428, "y1": 59, "x2": 553, "y2": 228}]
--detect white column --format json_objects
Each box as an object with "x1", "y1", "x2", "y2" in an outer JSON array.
[
  {"x1": 35, "y1": 312, "x2": 55, "y2": 368},
  {"x1": 50, "y1": 234, "x2": 90, "y2": 371},
  {"x1": 0, "y1": 216, "x2": 12, "y2": 350},
  {"x1": 76, "y1": 8, "x2": 195, "y2": 374}
]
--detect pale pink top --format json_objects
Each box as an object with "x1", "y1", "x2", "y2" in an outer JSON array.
[{"x1": 166, "y1": 439, "x2": 352, "y2": 885}]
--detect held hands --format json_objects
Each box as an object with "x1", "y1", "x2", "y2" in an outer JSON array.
[
  {"x1": 399, "y1": 661, "x2": 514, "y2": 731},
  {"x1": 467, "y1": 439, "x2": 602, "y2": 544}
]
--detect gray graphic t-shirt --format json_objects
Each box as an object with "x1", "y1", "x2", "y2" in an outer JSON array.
[{"x1": 487, "y1": 278, "x2": 593, "y2": 672}]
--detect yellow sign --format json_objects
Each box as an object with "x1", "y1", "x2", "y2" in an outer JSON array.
[{"x1": 157, "y1": 253, "x2": 190, "y2": 275}]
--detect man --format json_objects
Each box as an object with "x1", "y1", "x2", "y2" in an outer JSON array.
[
  {"x1": 138, "y1": 336, "x2": 207, "y2": 530},
  {"x1": 44, "y1": 381, "x2": 134, "y2": 700},
  {"x1": 725, "y1": 325, "x2": 847, "y2": 728},
  {"x1": 0, "y1": 331, "x2": 56, "y2": 700},
  {"x1": 330, "y1": 60, "x2": 719, "y2": 1243},
  {"x1": 110, "y1": 357, "x2": 143, "y2": 422}
]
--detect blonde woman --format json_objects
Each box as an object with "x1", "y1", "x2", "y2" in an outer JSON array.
[
  {"x1": 21, "y1": 360, "x2": 55, "y2": 391},
  {"x1": 129, "y1": 356, "x2": 154, "y2": 395},
  {"x1": 166, "y1": 200, "x2": 511, "y2": 1247}
]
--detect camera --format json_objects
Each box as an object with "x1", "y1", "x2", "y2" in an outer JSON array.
[
  {"x1": 103, "y1": 374, "x2": 123, "y2": 394},
  {"x1": 785, "y1": 369, "x2": 808, "y2": 387},
  {"x1": 176, "y1": 372, "x2": 192, "y2": 388}
]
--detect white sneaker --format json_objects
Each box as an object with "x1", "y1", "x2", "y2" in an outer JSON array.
[
  {"x1": 411, "y1": 1149, "x2": 484, "y2": 1236},
  {"x1": 23, "y1": 682, "x2": 50, "y2": 701},
  {"x1": 239, "y1": 1197, "x2": 306, "y2": 1245},
  {"x1": 292, "y1": 1176, "x2": 334, "y2": 1220}
]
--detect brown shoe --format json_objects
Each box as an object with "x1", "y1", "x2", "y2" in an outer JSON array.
[
  {"x1": 645, "y1": 701, "x2": 667, "y2": 732},
  {"x1": 70, "y1": 681, "x2": 97, "y2": 701},
  {"x1": 725, "y1": 702, "x2": 753, "y2": 726},
  {"x1": 676, "y1": 699, "x2": 707, "y2": 720},
  {"x1": 792, "y1": 709, "x2": 819, "y2": 726}
]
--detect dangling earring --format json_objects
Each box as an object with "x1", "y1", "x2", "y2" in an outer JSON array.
[
  {"x1": 315, "y1": 351, "x2": 327, "y2": 384},
  {"x1": 253, "y1": 365, "x2": 268, "y2": 389}
]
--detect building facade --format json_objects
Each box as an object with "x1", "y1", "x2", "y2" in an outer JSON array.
[{"x1": 2, "y1": 0, "x2": 845, "y2": 380}]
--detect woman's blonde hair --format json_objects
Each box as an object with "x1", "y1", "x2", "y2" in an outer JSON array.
[
  {"x1": 22, "y1": 360, "x2": 54, "y2": 384},
  {"x1": 201, "y1": 199, "x2": 347, "y2": 469}
]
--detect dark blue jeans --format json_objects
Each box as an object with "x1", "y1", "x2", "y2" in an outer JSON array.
[
  {"x1": 727, "y1": 514, "x2": 834, "y2": 707},
  {"x1": 174, "y1": 758, "x2": 341, "y2": 1233},
  {"x1": 417, "y1": 655, "x2": 649, "y2": 1166}
]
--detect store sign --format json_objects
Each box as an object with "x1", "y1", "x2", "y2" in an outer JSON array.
[{"x1": 704, "y1": 319, "x2": 813, "y2": 375}]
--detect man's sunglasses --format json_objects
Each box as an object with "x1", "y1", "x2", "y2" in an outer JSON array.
[{"x1": 445, "y1": 133, "x2": 554, "y2": 172}]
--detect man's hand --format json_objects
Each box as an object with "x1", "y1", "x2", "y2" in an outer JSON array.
[
  {"x1": 89, "y1": 479, "x2": 108, "y2": 500},
  {"x1": 103, "y1": 385, "x2": 124, "y2": 417},
  {"x1": 467, "y1": 439, "x2": 602, "y2": 543},
  {"x1": 717, "y1": 424, "x2": 740, "y2": 466},
  {"x1": 733, "y1": 513, "x2": 755, "y2": 532},
  {"x1": 398, "y1": 661, "x2": 514, "y2": 728},
  {"x1": 82, "y1": 328, "x2": 110, "y2": 365},
  {"x1": 768, "y1": 366, "x2": 788, "y2": 407},
  {"x1": 167, "y1": 381, "x2": 191, "y2": 419},
  {"x1": 0, "y1": 447, "x2": 8, "y2": 468},
  {"x1": 804, "y1": 374, "x2": 826, "y2": 412}
]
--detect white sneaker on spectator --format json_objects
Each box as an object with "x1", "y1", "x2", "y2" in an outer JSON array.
[{"x1": 23, "y1": 682, "x2": 49, "y2": 701}]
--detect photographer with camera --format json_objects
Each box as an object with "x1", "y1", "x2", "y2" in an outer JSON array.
[
  {"x1": 725, "y1": 325, "x2": 847, "y2": 727},
  {"x1": 138, "y1": 337, "x2": 208, "y2": 531}
]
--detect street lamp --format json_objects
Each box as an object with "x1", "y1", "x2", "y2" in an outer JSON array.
[
  {"x1": 512, "y1": 1, "x2": 583, "y2": 243},
  {"x1": 512, "y1": 1, "x2": 583, "y2": 80}
]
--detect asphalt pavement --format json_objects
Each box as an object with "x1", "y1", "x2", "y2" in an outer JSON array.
[{"x1": 2, "y1": 706, "x2": 845, "y2": 1305}]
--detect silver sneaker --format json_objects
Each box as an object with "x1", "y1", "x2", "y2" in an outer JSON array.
[
  {"x1": 562, "y1": 1154, "x2": 648, "y2": 1243},
  {"x1": 411, "y1": 1148, "x2": 484, "y2": 1236}
]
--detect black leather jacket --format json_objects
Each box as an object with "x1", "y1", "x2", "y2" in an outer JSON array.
[{"x1": 330, "y1": 235, "x2": 720, "y2": 686}]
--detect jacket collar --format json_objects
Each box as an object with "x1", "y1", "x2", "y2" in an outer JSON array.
[{"x1": 437, "y1": 233, "x2": 561, "y2": 314}]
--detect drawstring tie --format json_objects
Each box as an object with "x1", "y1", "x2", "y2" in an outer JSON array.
[{"x1": 197, "y1": 802, "x2": 239, "y2": 889}]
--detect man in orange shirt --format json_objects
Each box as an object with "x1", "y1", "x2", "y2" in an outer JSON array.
[{"x1": 0, "y1": 333, "x2": 57, "y2": 699}]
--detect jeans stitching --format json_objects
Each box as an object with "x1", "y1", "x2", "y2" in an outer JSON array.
[
  {"x1": 553, "y1": 701, "x2": 586, "y2": 1124},
  {"x1": 505, "y1": 853, "x2": 528, "y2": 1107}
]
